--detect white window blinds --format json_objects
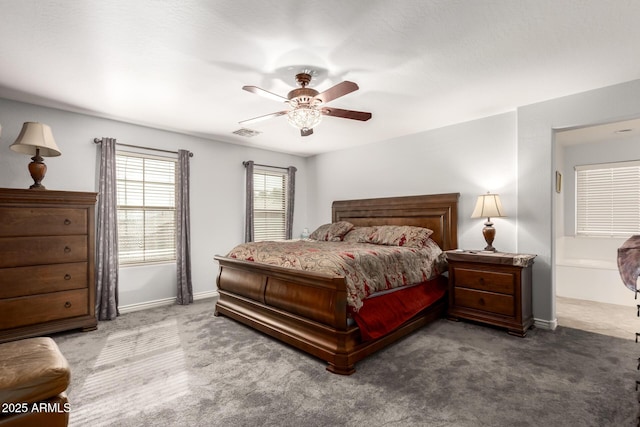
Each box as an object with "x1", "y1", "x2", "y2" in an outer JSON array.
[
  {"x1": 253, "y1": 168, "x2": 288, "y2": 242},
  {"x1": 575, "y1": 160, "x2": 640, "y2": 236},
  {"x1": 116, "y1": 151, "x2": 177, "y2": 264}
]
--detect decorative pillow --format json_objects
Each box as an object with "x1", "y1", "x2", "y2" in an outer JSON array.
[
  {"x1": 309, "y1": 221, "x2": 354, "y2": 241},
  {"x1": 366, "y1": 225, "x2": 434, "y2": 248},
  {"x1": 342, "y1": 226, "x2": 378, "y2": 243}
]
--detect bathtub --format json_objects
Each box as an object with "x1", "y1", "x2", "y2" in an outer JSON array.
[{"x1": 555, "y1": 237, "x2": 635, "y2": 307}]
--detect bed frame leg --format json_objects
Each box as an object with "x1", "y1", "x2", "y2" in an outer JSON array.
[{"x1": 326, "y1": 363, "x2": 356, "y2": 375}]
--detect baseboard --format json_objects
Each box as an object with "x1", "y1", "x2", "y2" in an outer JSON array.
[
  {"x1": 118, "y1": 290, "x2": 219, "y2": 314},
  {"x1": 193, "y1": 290, "x2": 219, "y2": 301},
  {"x1": 533, "y1": 317, "x2": 558, "y2": 331}
]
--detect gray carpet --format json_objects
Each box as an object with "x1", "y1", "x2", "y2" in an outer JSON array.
[{"x1": 52, "y1": 299, "x2": 637, "y2": 426}]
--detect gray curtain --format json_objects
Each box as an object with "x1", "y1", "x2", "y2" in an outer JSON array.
[
  {"x1": 176, "y1": 149, "x2": 193, "y2": 305},
  {"x1": 96, "y1": 137, "x2": 119, "y2": 320},
  {"x1": 243, "y1": 161, "x2": 254, "y2": 243},
  {"x1": 286, "y1": 166, "x2": 297, "y2": 239}
]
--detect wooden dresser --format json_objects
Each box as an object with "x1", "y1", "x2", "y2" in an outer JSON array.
[
  {"x1": 0, "y1": 188, "x2": 98, "y2": 343},
  {"x1": 445, "y1": 250, "x2": 536, "y2": 337}
]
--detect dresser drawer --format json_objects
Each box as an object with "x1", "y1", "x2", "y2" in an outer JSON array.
[
  {"x1": 0, "y1": 207, "x2": 87, "y2": 237},
  {"x1": 453, "y1": 267, "x2": 515, "y2": 295},
  {"x1": 454, "y1": 287, "x2": 514, "y2": 316},
  {"x1": 0, "y1": 236, "x2": 87, "y2": 268},
  {"x1": 0, "y1": 289, "x2": 89, "y2": 329},
  {"x1": 0, "y1": 262, "x2": 87, "y2": 298}
]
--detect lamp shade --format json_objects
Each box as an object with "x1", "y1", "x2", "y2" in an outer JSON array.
[
  {"x1": 471, "y1": 193, "x2": 506, "y2": 219},
  {"x1": 10, "y1": 122, "x2": 61, "y2": 157}
]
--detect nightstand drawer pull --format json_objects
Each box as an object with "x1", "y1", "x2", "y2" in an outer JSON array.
[
  {"x1": 64, "y1": 246, "x2": 71, "y2": 253},
  {"x1": 64, "y1": 219, "x2": 71, "y2": 225},
  {"x1": 64, "y1": 274, "x2": 71, "y2": 280},
  {"x1": 64, "y1": 301, "x2": 72, "y2": 308}
]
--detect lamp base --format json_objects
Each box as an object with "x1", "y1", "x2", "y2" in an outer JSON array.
[
  {"x1": 27, "y1": 150, "x2": 47, "y2": 190},
  {"x1": 482, "y1": 220, "x2": 496, "y2": 252}
]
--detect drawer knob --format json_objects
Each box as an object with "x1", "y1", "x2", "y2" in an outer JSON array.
[
  {"x1": 64, "y1": 274, "x2": 71, "y2": 280},
  {"x1": 64, "y1": 219, "x2": 71, "y2": 225},
  {"x1": 478, "y1": 278, "x2": 485, "y2": 285},
  {"x1": 64, "y1": 246, "x2": 71, "y2": 253},
  {"x1": 64, "y1": 301, "x2": 72, "y2": 308},
  {"x1": 478, "y1": 298, "x2": 486, "y2": 306}
]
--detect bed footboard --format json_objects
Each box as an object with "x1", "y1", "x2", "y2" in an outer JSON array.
[
  {"x1": 215, "y1": 255, "x2": 361, "y2": 373},
  {"x1": 214, "y1": 255, "x2": 447, "y2": 374}
]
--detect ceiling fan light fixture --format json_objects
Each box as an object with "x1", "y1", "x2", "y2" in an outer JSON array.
[{"x1": 287, "y1": 106, "x2": 322, "y2": 131}]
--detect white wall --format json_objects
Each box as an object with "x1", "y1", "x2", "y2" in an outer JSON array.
[
  {"x1": 308, "y1": 112, "x2": 519, "y2": 254},
  {"x1": 0, "y1": 98, "x2": 309, "y2": 308}
]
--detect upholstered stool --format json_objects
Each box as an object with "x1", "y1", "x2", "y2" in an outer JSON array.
[{"x1": 0, "y1": 337, "x2": 70, "y2": 427}]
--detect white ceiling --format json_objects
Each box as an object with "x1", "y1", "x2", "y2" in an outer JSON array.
[{"x1": 1, "y1": 1, "x2": 639, "y2": 157}]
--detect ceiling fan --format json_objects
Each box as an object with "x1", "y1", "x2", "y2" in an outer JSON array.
[{"x1": 240, "y1": 71, "x2": 372, "y2": 137}]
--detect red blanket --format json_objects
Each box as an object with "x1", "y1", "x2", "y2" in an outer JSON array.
[{"x1": 351, "y1": 275, "x2": 447, "y2": 341}]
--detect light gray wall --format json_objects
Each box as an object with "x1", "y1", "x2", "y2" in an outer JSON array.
[
  {"x1": 3, "y1": 78, "x2": 640, "y2": 320},
  {"x1": 0, "y1": 98, "x2": 309, "y2": 307},
  {"x1": 307, "y1": 112, "x2": 519, "y2": 254},
  {"x1": 309, "y1": 79, "x2": 640, "y2": 325},
  {"x1": 517, "y1": 79, "x2": 640, "y2": 325}
]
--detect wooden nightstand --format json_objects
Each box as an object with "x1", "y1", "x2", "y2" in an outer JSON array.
[{"x1": 445, "y1": 250, "x2": 536, "y2": 337}]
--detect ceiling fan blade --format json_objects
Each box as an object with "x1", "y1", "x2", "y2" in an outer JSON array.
[
  {"x1": 314, "y1": 81, "x2": 359, "y2": 104},
  {"x1": 239, "y1": 110, "x2": 288, "y2": 125},
  {"x1": 301, "y1": 128, "x2": 313, "y2": 137},
  {"x1": 242, "y1": 86, "x2": 289, "y2": 103},
  {"x1": 321, "y1": 107, "x2": 372, "y2": 121}
]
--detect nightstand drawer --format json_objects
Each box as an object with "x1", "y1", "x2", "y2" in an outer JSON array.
[
  {"x1": 453, "y1": 267, "x2": 515, "y2": 294},
  {"x1": 454, "y1": 287, "x2": 515, "y2": 316}
]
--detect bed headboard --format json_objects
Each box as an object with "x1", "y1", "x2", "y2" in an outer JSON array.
[{"x1": 332, "y1": 193, "x2": 459, "y2": 250}]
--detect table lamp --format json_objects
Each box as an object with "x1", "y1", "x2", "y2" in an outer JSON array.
[
  {"x1": 471, "y1": 192, "x2": 506, "y2": 252},
  {"x1": 10, "y1": 122, "x2": 61, "y2": 190}
]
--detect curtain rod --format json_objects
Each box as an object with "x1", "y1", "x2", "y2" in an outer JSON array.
[
  {"x1": 243, "y1": 161, "x2": 292, "y2": 171},
  {"x1": 93, "y1": 138, "x2": 193, "y2": 157}
]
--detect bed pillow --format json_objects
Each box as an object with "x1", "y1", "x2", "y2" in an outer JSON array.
[
  {"x1": 366, "y1": 225, "x2": 434, "y2": 248},
  {"x1": 309, "y1": 221, "x2": 354, "y2": 241},
  {"x1": 342, "y1": 226, "x2": 378, "y2": 243}
]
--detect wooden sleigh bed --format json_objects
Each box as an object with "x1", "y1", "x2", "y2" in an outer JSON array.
[{"x1": 214, "y1": 193, "x2": 459, "y2": 374}]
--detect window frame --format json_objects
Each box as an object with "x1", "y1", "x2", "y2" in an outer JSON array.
[
  {"x1": 575, "y1": 160, "x2": 640, "y2": 237},
  {"x1": 252, "y1": 166, "x2": 290, "y2": 242},
  {"x1": 115, "y1": 150, "x2": 178, "y2": 265}
]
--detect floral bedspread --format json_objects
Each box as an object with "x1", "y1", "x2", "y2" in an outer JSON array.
[{"x1": 227, "y1": 239, "x2": 446, "y2": 312}]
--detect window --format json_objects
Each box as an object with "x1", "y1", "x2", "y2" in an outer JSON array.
[
  {"x1": 253, "y1": 167, "x2": 289, "y2": 241},
  {"x1": 576, "y1": 160, "x2": 640, "y2": 236},
  {"x1": 116, "y1": 151, "x2": 177, "y2": 264}
]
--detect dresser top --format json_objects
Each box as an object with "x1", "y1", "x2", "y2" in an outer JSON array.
[
  {"x1": 445, "y1": 249, "x2": 536, "y2": 267},
  {"x1": 0, "y1": 188, "x2": 97, "y2": 205}
]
